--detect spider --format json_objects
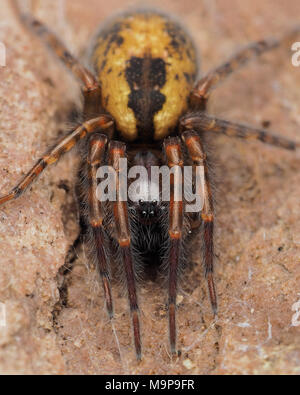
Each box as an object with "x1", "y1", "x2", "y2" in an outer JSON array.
[{"x1": 2, "y1": 2, "x2": 299, "y2": 360}]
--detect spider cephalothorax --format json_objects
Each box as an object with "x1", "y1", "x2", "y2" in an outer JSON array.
[{"x1": 2, "y1": 1, "x2": 299, "y2": 360}]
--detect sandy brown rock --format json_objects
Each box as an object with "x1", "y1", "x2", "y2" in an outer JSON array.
[{"x1": 0, "y1": 0, "x2": 299, "y2": 375}]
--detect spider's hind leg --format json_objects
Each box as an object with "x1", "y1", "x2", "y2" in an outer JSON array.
[
  {"x1": 190, "y1": 26, "x2": 300, "y2": 109},
  {"x1": 11, "y1": 0, "x2": 102, "y2": 114},
  {"x1": 181, "y1": 113, "x2": 300, "y2": 151}
]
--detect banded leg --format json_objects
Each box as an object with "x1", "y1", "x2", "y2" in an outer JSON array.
[
  {"x1": 108, "y1": 141, "x2": 141, "y2": 360},
  {"x1": 190, "y1": 26, "x2": 300, "y2": 109},
  {"x1": 0, "y1": 116, "x2": 113, "y2": 206},
  {"x1": 11, "y1": 0, "x2": 101, "y2": 112},
  {"x1": 164, "y1": 137, "x2": 184, "y2": 355},
  {"x1": 181, "y1": 113, "x2": 300, "y2": 151},
  {"x1": 181, "y1": 131, "x2": 217, "y2": 315},
  {"x1": 87, "y1": 134, "x2": 113, "y2": 318}
]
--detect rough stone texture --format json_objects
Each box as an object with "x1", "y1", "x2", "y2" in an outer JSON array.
[{"x1": 0, "y1": 0, "x2": 299, "y2": 375}]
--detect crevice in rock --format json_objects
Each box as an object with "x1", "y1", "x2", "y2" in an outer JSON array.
[
  {"x1": 52, "y1": 234, "x2": 82, "y2": 333},
  {"x1": 208, "y1": 323, "x2": 223, "y2": 373}
]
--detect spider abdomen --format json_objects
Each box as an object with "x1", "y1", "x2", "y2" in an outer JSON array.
[{"x1": 89, "y1": 10, "x2": 198, "y2": 142}]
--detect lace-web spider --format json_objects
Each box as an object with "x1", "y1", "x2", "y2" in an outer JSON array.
[{"x1": 1, "y1": 1, "x2": 299, "y2": 360}]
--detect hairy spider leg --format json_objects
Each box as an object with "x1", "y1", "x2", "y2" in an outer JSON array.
[
  {"x1": 0, "y1": 116, "x2": 113, "y2": 206},
  {"x1": 87, "y1": 133, "x2": 114, "y2": 318},
  {"x1": 163, "y1": 137, "x2": 185, "y2": 355},
  {"x1": 108, "y1": 141, "x2": 142, "y2": 360},
  {"x1": 181, "y1": 131, "x2": 217, "y2": 315},
  {"x1": 190, "y1": 26, "x2": 300, "y2": 109},
  {"x1": 11, "y1": 0, "x2": 102, "y2": 118},
  {"x1": 181, "y1": 113, "x2": 300, "y2": 150}
]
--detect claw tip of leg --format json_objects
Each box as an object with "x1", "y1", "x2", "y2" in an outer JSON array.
[
  {"x1": 171, "y1": 345, "x2": 177, "y2": 356},
  {"x1": 107, "y1": 309, "x2": 114, "y2": 320},
  {"x1": 212, "y1": 304, "x2": 218, "y2": 318},
  {"x1": 136, "y1": 350, "x2": 142, "y2": 362}
]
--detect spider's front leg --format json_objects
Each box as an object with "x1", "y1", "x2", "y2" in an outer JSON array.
[
  {"x1": 86, "y1": 134, "x2": 113, "y2": 318},
  {"x1": 108, "y1": 141, "x2": 141, "y2": 360},
  {"x1": 181, "y1": 131, "x2": 217, "y2": 315},
  {"x1": 163, "y1": 137, "x2": 185, "y2": 355},
  {"x1": 0, "y1": 116, "x2": 113, "y2": 206}
]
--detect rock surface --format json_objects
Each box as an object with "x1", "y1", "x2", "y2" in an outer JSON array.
[{"x1": 0, "y1": 0, "x2": 299, "y2": 375}]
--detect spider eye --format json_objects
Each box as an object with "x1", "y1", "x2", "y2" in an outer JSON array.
[
  {"x1": 142, "y1": 211, "x2": 147, "y2": 217},
  {"x1": 149, "y1": 210, "x2": 155, "y2": 217},
  {"x1": 139, "y1": 199, "x2": 144, "y2": 205}
]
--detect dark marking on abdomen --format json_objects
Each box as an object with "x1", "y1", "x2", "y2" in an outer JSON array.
[{"x1": 125, "y1": 56, "x2": 167, "y2": 141}]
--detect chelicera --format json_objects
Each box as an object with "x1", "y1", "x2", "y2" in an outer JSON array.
[{"x1": 2, "y1": 2, "x2": 299, "y2": 360}]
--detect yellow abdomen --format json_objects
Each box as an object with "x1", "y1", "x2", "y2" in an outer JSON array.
[{"x1": 89, "y1": 10, "x2": 198, "y2": 142}]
